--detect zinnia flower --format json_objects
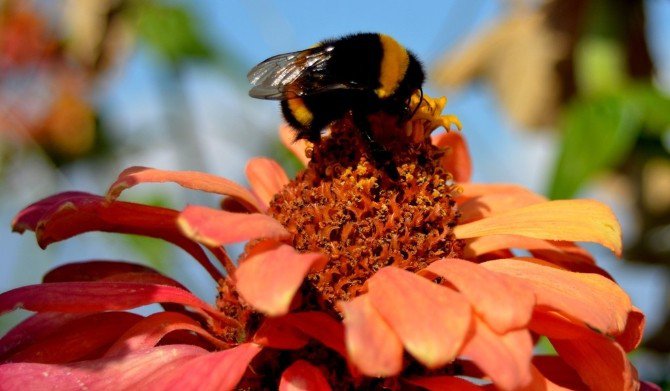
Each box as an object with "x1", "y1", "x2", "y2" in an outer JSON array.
[{"x1": 0, "y1": 93, "x2": 653, "y2": 390}]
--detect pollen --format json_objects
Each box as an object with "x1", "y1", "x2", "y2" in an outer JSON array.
[{"x1": 268, "y1": 95, "x2": 465, "y2": 307}]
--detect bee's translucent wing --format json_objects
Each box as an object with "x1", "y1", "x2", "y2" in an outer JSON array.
[{"x1": 247, "y1": 45, "x2": 361, "y2": 100}]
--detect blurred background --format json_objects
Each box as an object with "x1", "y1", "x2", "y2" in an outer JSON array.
[{"x1": 1, "y1": 0, "x2": 668, "y2": 385}]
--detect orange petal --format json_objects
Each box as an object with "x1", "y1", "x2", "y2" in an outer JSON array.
[
  {"x1": 279, "y1": 360, "x2": 331, "y2": 391},
  {"x1": 340, "y1": 295, "x2": 404, "y2": 377},
  {"x1": 551, "y1": 334, "x2": 637, "y2": 391},
  {"x1": 432, "y1": 131, "x2": 472, "y2": 182},
  {"x1": 483, "y1": 259, "x2": 631, "y2": 336},
  {"x1": 235, "y1": 242, "x2": 327, "y2": 316},
  {"x1": 456, "y1": 183, "x2": 537, "y2": 202},
  {"x1": 368, "y1": 267, "x2": 471, "y2": 368},
  {"x1": 462, "y1": 235, "x2": 612, "y2": 277},
  {"x1": 279, "y1": 124, "x2": 310, "y2": 166},
  {"x1": 106, "y1": 166, "x2": 263, "y2": 212},
  {"x1": 458, "y1": 191, "x2": 546, "y2": 224},
  {"x1": 425, "y1": 258, "x2": 534, "y2": 333},
  {"x1": 178, "y1": 205, "x2": 290, "y2": 247},
  {"x1": 245, "y1": 158, "x2": 289, "y2": 211},
  {"x1": 528, "y1": 310, "x2": 595, "y2": 340},
  {"x1": 460, "y1": 316, "x2": 533, "y2": 391},
  {"x1": 454, "y1": 199, "x2": 623, "y2": 256}
]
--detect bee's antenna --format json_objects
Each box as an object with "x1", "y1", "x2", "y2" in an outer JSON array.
[{"x1": 409, "y1": 87, "x2": 424, "y2": 119}]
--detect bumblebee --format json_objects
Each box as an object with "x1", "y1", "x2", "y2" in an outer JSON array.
[{"x1": 247, "y1": 33, "x2": 425, "y2": 178}]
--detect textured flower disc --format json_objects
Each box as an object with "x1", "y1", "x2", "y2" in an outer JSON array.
[{"x1": 268, "y1": 115, "x2": 464, "y2": 308}]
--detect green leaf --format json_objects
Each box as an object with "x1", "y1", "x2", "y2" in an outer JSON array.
[
  {"x1": 548, "y1": 95, "x2": 641, "y2": 199},
  {"x1": 127, "y1": 1, "x2": 214, "y2": 64},
  {"x1": 627, "y1": 83, "x2": 670, "y2": 135}
]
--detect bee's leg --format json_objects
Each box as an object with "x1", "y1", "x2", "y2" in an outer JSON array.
[{"x1": 352, "y1": 111, "x2": 400, "y2": 180}]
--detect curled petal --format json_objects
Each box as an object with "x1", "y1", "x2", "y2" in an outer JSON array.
[
  {"x1": 531, "y1": 356, "x2": 589, "y2": 390},
  {"x1": 464, "y1": 235, "x2": 595, "y2": 265},
  {"x1": 279, "y1": 360, "x2": 332, "y2": 391},
  {"x1": 368, "y1": 267, "x2": 471, "y2": 368},
  {"x1": 616, "y1": 307, "x2": 645, "y2": 352},
  {"x1": 107, "y1": 166, "x2": 263, "y2": 212},
  {"x1": 340, "y1": 295, "x2": 403, "y2": 377},
  {"x1": 104, "y1": 312, "x2": 229, "y2": 356},
  {"x1": 432, "y1": 131, "x2": 472, "y2": 182},
  {"x1": 7, "y1": 312, "x2": 142, "y2": 364},
  {"x1": 253, "y1": 317, "x2": 310, "y2": 350},
  {"x1": 459, "y1": 317, "x2": 533, "y2": 391},
  {"x1": 454, "y1": 199, "x2": 623, "y2": 256},
  {"x1": 407, "y1": 376, "x2": 484, "y2": 391},
  {"x1": 279, "y1": 124, "x2": 310, "y2": 166},
  {"x1": 12, "y1": 193, "x2": 223, "y2": 281},
  {"x1": 551, "y1": 334, "x2": 636, "y2": 391},
  {"x1": 483, "y1": 259, "x2": 631, "y2": 336},
  {"x1": 425, "y1": 258, "x2": 534, "y2": 333},
  {"x1": 178, "y1": 205, "x2": 290, "y2": 247},
  {"x1": 246, "y1": 158, "x2": 289, "y2": 210},
  {"x1": 235, "y1": 242, "x2": 327, "y2": 316}
]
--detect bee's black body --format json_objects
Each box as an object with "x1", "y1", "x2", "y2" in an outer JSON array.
[{"x1": 248, "y1": 33, "x2": 425, "y2": 177}]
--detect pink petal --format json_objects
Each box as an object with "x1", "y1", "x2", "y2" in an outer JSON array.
[
  {"x1": 459, "y1": 316, "x2": 533, "y2": 391},
  {"x1": 483, "y1": 259, "x2": 632, "y2": 336},
  {"x1": 178, "y1": 205, "x2": 290, "y2": 247},
  {"x1": 368, "y1": 267, "x2": 471, "y2": 368},
  {"x1": 279, "y1": 360, "x2": 332, "y2": 391},
  {"x1": 106, "y1": 166, "x2": 263, "y2": 212},
  {"x1": 253, "y1": 312, "x2": 344, "y2": 356},
  {"x1": 12, "y1": 191, "x2": 90, "y2": 232},
  {"x1": 7, "y1": 312, "x2": 142, "y2": 363},
  {"x1": 340, "y1": 295, "x2": 403, "y2": 377},
  {"x1": 235, "y1": 242, "x2": 326, "y2": 316},
  {"x1": 104, "y1": 311, "x2": 229, "y2": 357},
  {"x1": 551, "y1": 334, "x2": 636, "y2": 391},
  {"x1": 133, "y1": 343, "x2": 261, "y2": 391},
  {"x1": 0, "y1": 282, "x2": 234, "y2": 325},
  {"x1": 283, "y1": 312, "x2": 346, "y2": 357},
  {"x1": 0, "y1": 345, "x2": 209, "y2": 389},
  {"x1": 279, "y1": 124, "x2": 310, "y2": 166},
  {"x1": 43, "y1": 260, "x2": 161, "y2": 283},
  {"x1": 0, "y1": 313, "x2": 87, "y2": 359},
  {"x1": 246, "y1": 157, "x2": 289, "y2": 210},
  {"x1": 407, "y1": 376, "x2": 483, "y2": 391},
  {"x1": 13, "y1": 192, "x2": 223, "y2": 281},
  {"x1": 253, "y1": 317, "x2": 310, "y2": 350},
  {"x1": 425, "y1": 259, "x2": 534, "y2": 333},
  {"x1": 431, "y1": 130, "x2": 472, "y2": 182}
]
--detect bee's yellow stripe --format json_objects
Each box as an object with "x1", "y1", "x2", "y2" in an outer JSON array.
[
  {"x1": 287, "y1": 98, "x2": 313, "y2": 126},
  {"x1": 376, "y1": 35, "x2": 409, "y2": 99}
]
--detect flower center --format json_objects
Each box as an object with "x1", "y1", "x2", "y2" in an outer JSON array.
[{"x1": 269, "y1": 100, "x2": 464, "y2": 307}]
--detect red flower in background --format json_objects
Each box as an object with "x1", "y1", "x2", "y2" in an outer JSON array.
[{"x1": 0, "y1": 94, "x2": 656, "y2": 390}]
